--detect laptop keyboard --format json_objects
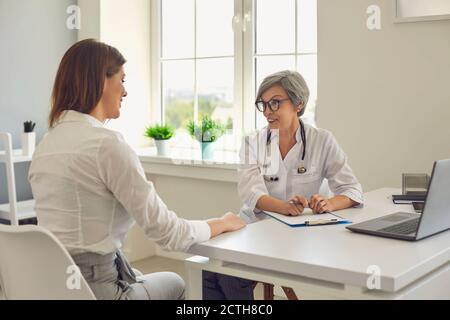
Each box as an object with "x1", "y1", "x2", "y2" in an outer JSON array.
[{"x1": 379, "y1": 218, "x2": 420, "y2": 235}]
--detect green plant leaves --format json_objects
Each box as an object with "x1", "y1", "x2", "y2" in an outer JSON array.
[
  {"x1": 144, "y1": 124, "x2": 174, "y2": 140},
  {"x1": 187, "y1": 116, "x2": 225, "y2": 142}
]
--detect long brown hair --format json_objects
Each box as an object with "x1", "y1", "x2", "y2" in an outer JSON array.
[{"x1": 49, "y1": 39, "x2": 126, "y2": 128}]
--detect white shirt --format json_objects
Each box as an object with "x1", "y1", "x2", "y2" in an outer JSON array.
[
  {"x1": 28, "y1": 111, "x2": 210, "y2": 255},
  {"x1": 238, "y1": 123, "x2": 363, "y2": 216}
]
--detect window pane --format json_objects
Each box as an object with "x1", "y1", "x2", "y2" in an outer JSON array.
[
  {"x1": 197, "y1": 0, "x2": 234, "y2": 57},
  {"x1": 297, "y1": 54, "x2": 317, "y2": 114},
  {"x1": 197, "y1": 58, "x2": 234, "y2": 129},
  {"x1": 297, "y1": 0, "x2": 317, "y2": 53},
  {"x1": 255, "y1": 55, "x2": 296, "y2": 91},
  {"x1": 162, "y1": 60, "x2": 195, "y2": 130},
  {"x1": 256, "y1": 0, "x2": 296, "y2": 54},
  {"x1": 162, "y1": 0, "x2": 194, "y2": 59},
  {"x1": 255, "y1": 55, "x2": 296, "y2": 129}
]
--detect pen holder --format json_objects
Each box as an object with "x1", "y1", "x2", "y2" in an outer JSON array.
[{"x1": 21, "y1": 132, "x2": 36, "y2": 156}]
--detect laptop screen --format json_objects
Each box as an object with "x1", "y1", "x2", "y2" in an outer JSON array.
[{"x1": 416, "y1": 159, "x2": 450, "y2": 239}]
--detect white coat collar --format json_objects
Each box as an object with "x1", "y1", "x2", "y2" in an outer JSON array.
[{"x1": 265, "y1": 121, "x2": 305, "y2": 145}]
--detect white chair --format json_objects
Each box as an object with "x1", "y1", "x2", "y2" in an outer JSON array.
[
  {"x1": 0, "y1": 224, "x2": 96, "y2": 300},
  {"x1": 0, "y1": 132, "x2": 36, "y2": 225}
]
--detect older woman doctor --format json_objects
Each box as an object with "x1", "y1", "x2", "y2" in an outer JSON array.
[
  {"x1": 239, "y1": 70, "x2": 363, "y2": 218},
  {"x1": 203, "y1": 70, "x2": 363, "y2": 300}
]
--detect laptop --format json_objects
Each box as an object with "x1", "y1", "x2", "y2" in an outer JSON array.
[{"x1": 346, "y1": 159, "x2": 450, "y2": 241}]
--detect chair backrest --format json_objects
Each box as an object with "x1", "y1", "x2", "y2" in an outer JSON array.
[{"x1": 0, "y1": 224, "x2": 96, "y2": 300}]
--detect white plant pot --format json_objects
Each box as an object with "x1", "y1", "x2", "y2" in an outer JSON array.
[
  {"x1": 21, "y1": 132, "x2": 36, "y2": 156},
  {"x1": 155, "y1": 139, "x2": 169, "y2": 157}
]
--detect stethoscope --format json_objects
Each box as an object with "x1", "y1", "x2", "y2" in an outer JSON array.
[{"x1": 263, "y1": 119, "x2": 307, "y2": 182}]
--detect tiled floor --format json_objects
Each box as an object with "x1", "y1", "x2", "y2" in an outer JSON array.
[{"x1": 131, "y1": 256, "x2": 280, "y2": 300}]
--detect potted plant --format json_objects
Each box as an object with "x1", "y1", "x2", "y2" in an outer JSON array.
[
  {"x1": 144, "y1": 124, "x2": 174, "y2": 157},
  {"x1": 22, "y1": 121, "x2": 36, "y2": 156},
  {"x1": 187, "y1": 116, "x2": 225, "y2": 160}
]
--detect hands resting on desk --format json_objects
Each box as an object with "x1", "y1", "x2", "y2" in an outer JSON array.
[
  {"x1": 207, "y1": 212, "x2": 246, "y2": 238},
  {"x1": 256, "y1": 194, "x2": 359, "y2": 216},
  {"x1": 288, "y1": 194, "x2": 333, "y2": 215}
]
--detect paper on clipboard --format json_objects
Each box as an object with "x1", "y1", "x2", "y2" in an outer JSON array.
[{"x1": 262, "y1": 208, "x2": 351, "y2": 227}]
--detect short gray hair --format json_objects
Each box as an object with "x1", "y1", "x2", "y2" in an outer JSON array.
[{"x1": 256, "y1": 70, "x2": 310, "y2": 116}]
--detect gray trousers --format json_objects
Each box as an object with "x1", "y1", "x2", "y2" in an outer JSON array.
[{"x1": 71, "y1": 251, "x2": 185, "y2": 300}]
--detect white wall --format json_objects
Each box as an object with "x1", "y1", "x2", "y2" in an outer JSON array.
[
  {"x1": 147, "y1": 174, "x2": 241, "y2": 220},
  {"x1": 0, "y1": 0, "x2": 77, "y2": 205},
  {"x1": 317, "y1": 0, "x2": 450, "y2": 192},
  {"x1": 100, "y1": 0, "x2": 152, "y2": 148},
  {"x1": 77, "y1": 0, "x2": 100, "y2": 40},
  {"x1": 125, "y1": 173, "x2": 241, "y2": 262},
  {"x1": 78, "y1": 0, "x2": 152, "y2": 148}
]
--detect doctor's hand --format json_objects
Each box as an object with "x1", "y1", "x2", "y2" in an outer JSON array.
[
  {"x1": 280, "y1": 195, "x2": 309, "y2": 216},
  {"x1": 309, "y1": 194, "x2": 334, "y2": 214}
]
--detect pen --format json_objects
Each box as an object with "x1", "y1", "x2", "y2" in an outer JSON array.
[{"x1": 304, "y1": 218, "x2": 339, "y2": 226}]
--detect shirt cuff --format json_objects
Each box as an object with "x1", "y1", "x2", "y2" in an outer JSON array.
[
  {"x1": 340, "y1": 190, "x2": 364, "y2": 207},
  {"x1": 247, "y1": 190, "x2": 268, "y2": 212},
  {"x1": 190, "y1": 220, "x2": 211, "y2": 243}
]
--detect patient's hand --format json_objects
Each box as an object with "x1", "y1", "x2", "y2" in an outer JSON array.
[
  {"x1": 221, "y1": 212, "x2": 246, "y2": 232},
  {"x1": 207, "y1": 212, "x2": 246, "y2": 238}
]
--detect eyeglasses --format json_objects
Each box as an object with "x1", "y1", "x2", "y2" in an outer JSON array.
[{"x1": 255, "y1": 98, "x2": 291, "y2": 113}]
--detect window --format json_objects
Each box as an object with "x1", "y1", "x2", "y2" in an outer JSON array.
[
  {"x1": 254, "y1": 0, "x2": 317, "y2": 129},
  {"x1": 151, "y1": 0, "x2": 317, "y2": 149}
]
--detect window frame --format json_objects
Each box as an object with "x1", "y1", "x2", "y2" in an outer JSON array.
[{"x1": 150, "y1": 0, "x2": 317, "y2": 145}]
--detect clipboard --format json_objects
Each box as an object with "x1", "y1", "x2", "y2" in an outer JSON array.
[{"x1": 262, "y1": 208, "x2": 351, "y2": 227}]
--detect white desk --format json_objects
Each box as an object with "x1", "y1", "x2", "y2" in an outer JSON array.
[{"x1": 185, "y1": 188, "x2": 450, "y2": 299}]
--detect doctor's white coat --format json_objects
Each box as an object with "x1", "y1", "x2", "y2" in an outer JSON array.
[{"x1": 238, "y1": 123, "x2": 363, "y2": 221}]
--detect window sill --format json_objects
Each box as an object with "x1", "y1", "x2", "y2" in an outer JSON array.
[{"x1": 136, "y1": 147, "x2": 239, "y2": 183}]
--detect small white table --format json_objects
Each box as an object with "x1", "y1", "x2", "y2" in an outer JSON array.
[
  {"x1": 0, "y1": 149, "x2": 33, "y2": 164},
  {"x1": 0, "y1": 133, "x2": 36, "y2": 225},
  {"x1": 185, "y1": 188, "x2": 450, "y2": 299}
]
